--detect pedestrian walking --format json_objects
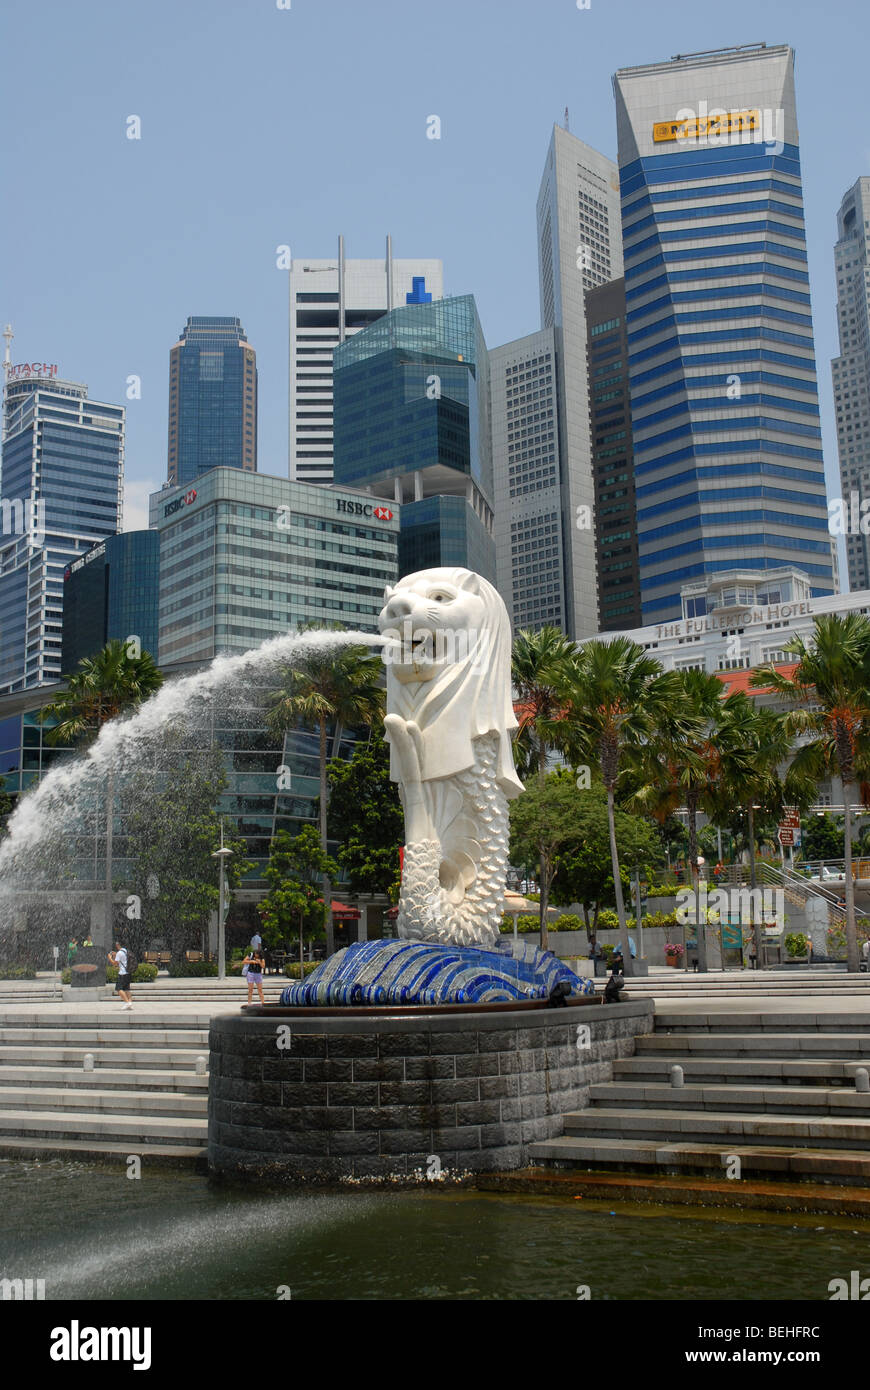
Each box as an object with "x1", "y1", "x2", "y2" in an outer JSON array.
[
  {"x1": 109, "y1": 940, "x2": 133, "y2": 1009},
  {"x1": 250, "y1": 930, "x2": 262, "y2": 951},
  {"x1": 242, "y1": 946, "x2": 266, "y2": 1006}
]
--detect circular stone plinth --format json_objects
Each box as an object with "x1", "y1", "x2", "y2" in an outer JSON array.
[{"x1": 207, "y1": 998, "x2": 653, "y2": 1182}]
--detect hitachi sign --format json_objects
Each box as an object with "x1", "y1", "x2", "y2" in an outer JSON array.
[
  {"x1": 163, "y1": 488, "x2": 197, "y2": 518},
  {"x1": 4, "y1": 362, "x2": 58, "y2": 380}
]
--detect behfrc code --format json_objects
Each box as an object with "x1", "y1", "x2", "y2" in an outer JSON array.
[{"x1": 50, "y1": 1322, "x2": 152, "y2": 1371}]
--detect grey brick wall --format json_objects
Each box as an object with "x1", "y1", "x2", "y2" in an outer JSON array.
[{"x1": 208, "y1": 1000, "x2": 653, "y2": 1181}]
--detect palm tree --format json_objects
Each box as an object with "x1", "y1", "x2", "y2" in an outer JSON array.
[
  {"x1": 564, "y1": 637, "x2": 701, "y2": 976},
  {"x1": 752, "y1": 614, "x2": 870, "y2": 973},
  {"x1": 716, "y1": 692, "x2": 817, "y2": 962},
  {"x1": 266, "y1": 633, "x2": 384, "y2": 955},
  {"x1": 39, "y1": 640, "x2": 164, "y2": 941},
  {"x1": 511, "y1": 626, "x2": 577, "y2": 778},
  {"x1": 511, "y1": 627, "x2": 577, "y2": 933},
  {"x1": 627, "y1": 669, "x2": 722, "y2": 971}
]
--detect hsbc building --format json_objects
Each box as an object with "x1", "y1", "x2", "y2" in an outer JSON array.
[{"x1": 150, "y1": 466, "x2": 400, "y2": 664}]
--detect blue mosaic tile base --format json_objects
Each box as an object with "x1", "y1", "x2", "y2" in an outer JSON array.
[{"x1": 279, "y1": 937, "x2": 594, "y2": 1006}]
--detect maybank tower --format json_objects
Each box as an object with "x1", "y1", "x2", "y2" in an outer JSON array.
[{"x1": 613, "y1": 44, "x2": 836, "y2": 625}]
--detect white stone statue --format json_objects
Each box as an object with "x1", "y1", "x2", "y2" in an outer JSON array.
[{"x1": 378, "y1": 567, "x2": 524, "y2": 948}]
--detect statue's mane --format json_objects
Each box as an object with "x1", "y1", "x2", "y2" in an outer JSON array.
[{"x1": 384, "y1": 567, "x2": 523, "y2": 797}]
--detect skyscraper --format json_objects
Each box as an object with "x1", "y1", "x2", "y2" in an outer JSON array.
[
  {"x1": 332, "y1": 294, "x2": 495, "y2": 580},
  {"x1": 167, "y1": 316, "x2": 257, "y2": 486},
  {"x1": 535, "y1": 126, "x2": 624, "y2": 637},
  {"x1": 61, "y1": 531, "x2": 160, "y2": 672},
  {"x1": 151, "y1": 468, "x2": 399, "y2": 665},
  {"x1": 288, "y1": 238, "x2": 443, "y2": 484},
  {"x1": 586, "y1": 278, "x2": 643, "y2": 631},
  {"x1": 490, "y1": 329, "x2": 567, "y2": 631},
  {"x1": 613, "y1": 43, "x2": 836, "y2": 625},
  {"x1": 831, "y1": 178, "x2": 870, "y2": 591},
  {"x1": 0, "y1": 356, "x2": 124, "y2": 692}
]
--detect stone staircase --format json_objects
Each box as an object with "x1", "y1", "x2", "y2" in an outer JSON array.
[
  {"x1": 0, "y1": 1010, "x2": 213, "y2": 1163},
  {"x1": 530, "y1": 1007, "x2": 870, "y2": 1187}
]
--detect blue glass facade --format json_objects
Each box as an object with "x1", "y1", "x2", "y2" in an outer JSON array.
[
  {"x1": 61, "y1": 531, "x2": 160, "y2": 671},
  {"x1": 614, "y1": 51, "x2": 835, "y2": 623},
  {"x1": 168, "y1": 317, "x2": 257, "y2": 486},
  {"x1": 0, "y1": 377, "x2": 124, "y2": 691},
  {"x1": 333, "y1": 295, "x2": 495, "y2": 580}
]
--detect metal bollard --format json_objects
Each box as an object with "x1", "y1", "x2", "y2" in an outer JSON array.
[
  {"x1": 855, "y1": 1067, "x2": 869, "y2": 1093},
  {"x1": 670, "y1": 1064, "x2": 684, "y2": 1089},
  {"x1": 195, "y1": 1056, "x2": 207, "y2": 1076},
  {"x1": 83, "y1": 1053, "x2": 94, "y2": 1072}
]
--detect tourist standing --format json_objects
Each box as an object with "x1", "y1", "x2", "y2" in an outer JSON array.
[
  {"x1": 250, "y1": 930, "x2": 262, "y2": 951},
  {"x1": 67, "y1": 936, "x2": 79, "y2": 968},
  {"x1": 242, "y1": 946, "x2": 266, "y2": 1006},
  {"x1": 109, "y1": 940, "x2": 133, "y2": 1009}
]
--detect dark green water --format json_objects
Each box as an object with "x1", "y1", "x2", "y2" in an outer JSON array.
[{"x1": 1, "y1": 1158, "x2": 868, "y2": 1301}]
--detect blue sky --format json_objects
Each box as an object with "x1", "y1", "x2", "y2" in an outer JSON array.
[{"x1": 2, "y1": 0, "x2": 867, "y2": 551}]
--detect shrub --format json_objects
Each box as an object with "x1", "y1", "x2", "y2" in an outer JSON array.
[
  {"x1": 826, "y1": 926, "x2": 847, "y2": 961},
  {"x1": 552, "y1": 914, "x2": 585, "y2": 934},
  {"x1": 133, "y1": 963, "x2": 158, "y2": 983},
  {"x1": 784, "y1": 932, "x2": 809, "y2": 958},
  {"x1": 283, "y1": 961, "x2": 320, "y2": 979},
  {"x1": 0, "y1": 963, "x2": 37, "y2": 980},
  {"x1": 642, "y1": 910, "x2": 678, "y2": 930},
  {"x1": 599, "y1": 943, "x2": 615, "y2": 959},
  {"x1": 168, "y1": 960, "x2": 219, "y2": 978},
  {"x1": 595, "y1": 909, "x2": 636, "y2": 931}
]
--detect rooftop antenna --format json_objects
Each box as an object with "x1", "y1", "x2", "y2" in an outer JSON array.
[
  {"x1": 2, "y1": 323, "x2": 12, "y2": 367},
  {"x1": 564, "y1": 107, "x2": 570, "y2": 132}
]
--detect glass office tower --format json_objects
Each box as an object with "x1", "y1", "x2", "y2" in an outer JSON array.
[
  {"x1": 0, "y1": 370, "x2": 124, "y2": 692},
  {"x1": 167, "y1": 316, "x2": 257, "y2": 485},
  {"x1": 61, "y1": 531, "x2": 160, "y2": 671},
  {"x1": 332, "y1": 295, "x2": 495, "y2": 581},
  {"x1": 613, "y1": 44, "x2": 835, "y2": 624},
  {"x1": 832, "y1": 178, "x2": 870, "y2": 592}
]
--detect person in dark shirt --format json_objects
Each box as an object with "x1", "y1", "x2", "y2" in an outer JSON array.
[{"x1": 242, "y1": 947, "x2": 266, "y2": 1005}]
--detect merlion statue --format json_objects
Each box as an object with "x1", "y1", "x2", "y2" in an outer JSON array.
[{"x1": 378, "y1": 567, "x2": 524, "y2": 948}]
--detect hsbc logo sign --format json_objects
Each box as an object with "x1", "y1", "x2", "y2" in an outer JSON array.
[
  {"x1": 336, "y1": 499, "x2": 393, "y2": 522},
  {"x1": 163, "y1": 488, "x2": 198, "y2": 518}
]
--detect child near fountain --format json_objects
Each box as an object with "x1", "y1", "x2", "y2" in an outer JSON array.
[{"x1": 242, "y1": 946, "x2": 266, "y2": 1006}]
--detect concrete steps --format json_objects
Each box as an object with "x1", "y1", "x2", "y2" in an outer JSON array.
[
  {"x1": 0, "y1": 1008, "x2": 212, "y2": 1160},
  {"x1": 0, "y1": 1085, "x2": 207, "y2": 1117},
  {"x1": 589, "y1": 1080, "x2": 870, "y2": 1117},
  {"x1": 530, "y1": 1003, "x2": 870, "y2": 1190}
]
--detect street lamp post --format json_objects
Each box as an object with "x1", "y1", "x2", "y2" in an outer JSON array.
[{"x1": 212, "y1": 825, "x2": 233, "y2": 982}]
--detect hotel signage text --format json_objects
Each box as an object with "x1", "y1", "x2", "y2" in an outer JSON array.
[{"x1": 655, "y1": 601, "x2": 811, "y2": 639}]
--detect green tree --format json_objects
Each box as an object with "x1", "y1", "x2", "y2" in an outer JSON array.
[
  {"x1": 511, "y1": 626, "x2": 577, "y2": 778},
  {"x1": 562, "y1": 637, "x2": 700, "y2": 974},
  {"x1": 123, "y1": 747, "x2": 252, "y2": 962},
  {"x1": 327, "y1": 733, "x2": 402, "y2": 895},
  {"x1": 752, "y1": 613, "x2": 870, "y2": 972},
  {"x1": 267, "y1": 632, "x2": 384, "y2": 954},
  {"x1": 509, "y1": 773, "x2": 590, "y2": 951},
  {"x1": 0, "y1": 775, "x2": 14, "y2": 842},
  {"x1": 258, "y1": 825, "x2": 339, "y2": 970},
  {"x1": 550, "y1": 781, "x2": 663, "y2": 945},
  {"x1": 39, "y1": 640, "x2": 164, "y2": 941}
]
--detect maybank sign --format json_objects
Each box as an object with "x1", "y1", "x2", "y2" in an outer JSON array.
[{"x1": 652, "y1": 105, "x2": 783, "y2": 155}]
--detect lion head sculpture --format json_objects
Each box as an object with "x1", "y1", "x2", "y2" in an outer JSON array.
[{"x1": 378, "y1": 567, "x2": 523, "y2": 797}]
